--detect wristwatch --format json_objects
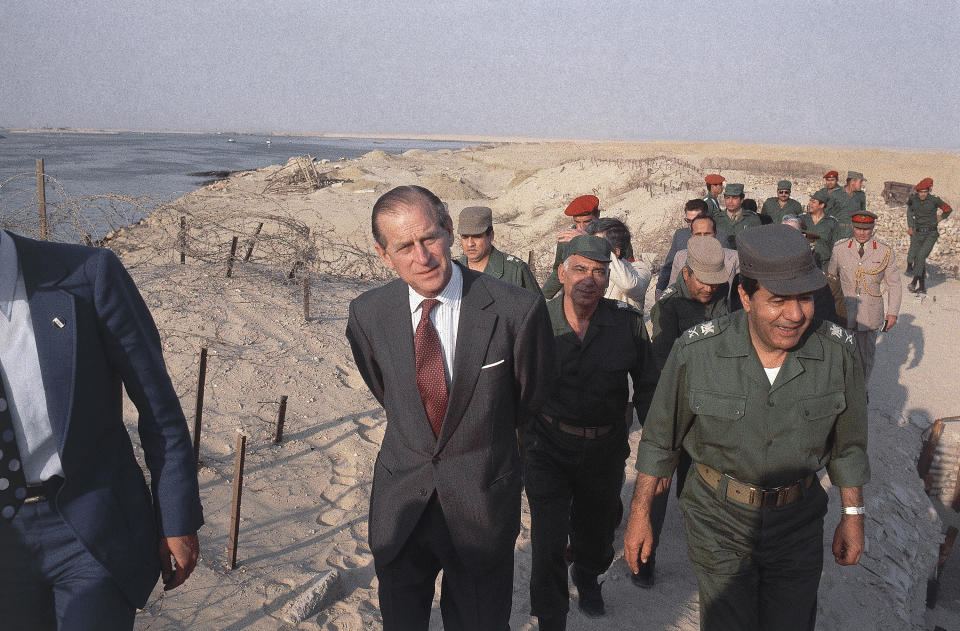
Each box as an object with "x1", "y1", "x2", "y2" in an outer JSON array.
[{"x1": 842, "y1": 506, "x2": 865, "y2": 515}]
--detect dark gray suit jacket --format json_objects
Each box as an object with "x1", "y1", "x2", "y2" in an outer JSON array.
[{"x1": 347, "y1": 265, "x2": 555, "y2": 569}]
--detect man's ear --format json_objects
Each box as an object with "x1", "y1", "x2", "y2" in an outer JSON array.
[
  {"x1": 737, "y1": 285, "x2": 751, "y2": 313},
  {"x1": 557, "y1": 262, "x2": 567, "y2": 284},
  {"x1": 375, "y1": 243, "x2": 396, "y2": 271}
]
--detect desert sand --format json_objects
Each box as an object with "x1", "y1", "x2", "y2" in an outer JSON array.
[{"x1": 93, "y1": 140, "x2": 959, "y2": 630}]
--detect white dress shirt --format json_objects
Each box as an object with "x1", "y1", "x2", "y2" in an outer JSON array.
[
  {"x1": 0, "y1": 230, "x2": 63, "y2": 483},
  {"x1": 605, "y1": 256, "x2": 652, "y2": 311},
  {"x1": 408, "y1": 263, "x2": 463, "y2": 385}
]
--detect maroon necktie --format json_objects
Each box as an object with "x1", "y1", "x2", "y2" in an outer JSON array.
[{"x1": 415, "y1": 299, "x2": 448, "y2": 438}]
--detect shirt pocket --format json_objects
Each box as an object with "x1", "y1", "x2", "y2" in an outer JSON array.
[
  {"x1": 799, "y1": 391, "x2": 846, "y2": 463},
  {"x1": 689, "y1": 389, "x2": 747, "y2": 451}
]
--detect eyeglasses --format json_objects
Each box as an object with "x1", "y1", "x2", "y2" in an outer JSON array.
[{"x1": 777, "y1": 190, "x2": 790, "y2": 194}]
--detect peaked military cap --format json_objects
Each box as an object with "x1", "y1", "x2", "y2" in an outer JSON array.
[
  {"x1": 851, "y1": 210, "x2": 878, "y2": 224},
  {"x1": 777, "y1": 180, "x2": 792, "y2": 191},
  {"x1": 847, "y1": 171, "x2": 867, "y2": 181},
  {"x1": 566, "y1": 234, "x2": 611, "y2": 262},
  {"x1": 458, "y1": 206, "x2": 493, "y2": 234},
  {"x1": 737, "y1": 224, "x2": 826, "y2": 295},
  {"x1": 811, "y1": 189, "x2": 830, "y2": 203},
  {"x1": 724, "y1": 183, "x2": 745, "y2": 196}
]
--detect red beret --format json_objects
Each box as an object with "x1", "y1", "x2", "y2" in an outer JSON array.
[
  {"x1": 705, "y1": 174, "x2": 725, "y2": 185},
  {"x1": 564, "y1": 194, "x2": 600, "y2": 217},
  {"x1": 823, "y1": 171, "x2": 839, "y2": 179},
  {"x1": 915, "y1": 177, "x2": 933, "y2": 191}
]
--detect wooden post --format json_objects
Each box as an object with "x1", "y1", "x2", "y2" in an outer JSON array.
[
  {"x1": 227, "y1": 430, "x2": 247, "y2": 570},
  {"x1": 918, "y1": 419, "x2": 945, "y2": 478},
  {"x1": 179, "y1": 216, "x2": 187, "y2": 264},
  {"x1": 527, "y1": 250, "x2": 536, "y2": 276},
  {"x1": 273, "y1": 395, "x2": 289, "y2": 443},
  {"x1": 303, "y1": 275, "x2": 310, "y2": 321},
  {"x1": 36, "y1": 158, "x2": 48, "y2": 240},
  {"x1": 226, "y1": 236, "x2": 239, "y2": 277},
  {"x1": 243, "y1": 222, "x2": 264, "y2": 262},
  {"x1": 192, "y1": 347, "x2": 208, "y2": 466}
]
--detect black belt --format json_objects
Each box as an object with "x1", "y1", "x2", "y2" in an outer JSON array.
[
  {"x1": 23, "y1": 476, "x2": 63, "y2": 505},
  {"x1": 541, "y1": 414, "x2": 614, "y2": 439},
  {"x1": 914, "y1": 226, "x2": 938, "y2": 233}
]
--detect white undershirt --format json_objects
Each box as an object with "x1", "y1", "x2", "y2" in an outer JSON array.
[{"x1": 763, "y1": 366, "x2": 781, "y2": 385}]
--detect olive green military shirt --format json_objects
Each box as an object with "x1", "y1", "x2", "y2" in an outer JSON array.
[
  {"x1": 826, "y1": 188, "x2": 866, "y2": 237},
  {"x1": 457, "y1": 246, "x2": 540, "y2": 292},
  {"x1": 907, "y1": 193, "x2": 952, "y2": 229},
  {"x1": 714, "y1": 210, "x2": 763, "y2": 250},
  {"x1": 543, "y1": 294, "x2": 657, "y2": 426},
  {"x1": 799, "y1": 212, "x2": 841, "y2": 270},
  {"x1": 635, "y1": 311, "x2": 869, "y2": 488},
  {"x1": 650, "y1": 277, "x2": 730, "y2": 370},
  {"x1": 815, "y1": 186, "x2": 842, "y2": 199},
  {"x1": 541, "y1": 241, "x2": 567, "y2": 298},
  {"x1": 760, "y1": 197, "x2": 803, "y2": 225}
]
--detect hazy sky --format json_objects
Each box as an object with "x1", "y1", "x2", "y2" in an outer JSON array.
[{"x1": 2, "y1": 1, "x2": 958, "y2": 149}]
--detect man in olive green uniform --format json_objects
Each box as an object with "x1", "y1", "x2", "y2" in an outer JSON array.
[
  {"x1": 542, "y1": 195, "x2": 601, "y2": 298},
  {"x1": 816, "y1": 170, "x2": 842, "y2": 198},
  {"x1": 906, "y1": 177, "x2": 953, "y2": 292},
  {"x1": 826, "y1": 170, "x2": 867, "y2": 238},
  {"x1": 634, "y1": 236, "x2": 733, "y2": 589},
  {"x1": 714, "y1": 183, "x2": 762, "y2": 249},
  {"x1": 624, "y1": 224, "x2": 869, "y2": 631},
  {"x1": 456, "y1": 205, "x2": 539, "y2": 291},
  {"x1": 524, "y1": 235, "x2": 655, "y2": 631},
  {"x1": 800, "y1": 189, "x2": 841, "y2": 270},
  {"x1": 703, "y1": 174, "x2": 725, "y2": 217},
  {"x1": 760, "y1": 180, "x2": 804, "y2": 225},
  {"x1": 828, "y1": 211, "x2": 901, "y2": 383}
]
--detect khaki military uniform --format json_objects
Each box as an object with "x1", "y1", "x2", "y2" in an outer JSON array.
[
  {"x1": 635, "y1": 311, "x2": 869, "y2": 631},
  {"x1": 760, "y1": 197, "x2": 803, "y2": 225},
  {"x1": 457, "y1": 246, "x2": 539, "y2": 292},
  {"x1": 714, "y1": 210, "x2": 763, "y2": 250},
  {"x1": 827, "y1": 236, "x2": 902, "y2": 382},
  {"x1": 906, "y1": 192, "x2": 953, "y2": 276}
]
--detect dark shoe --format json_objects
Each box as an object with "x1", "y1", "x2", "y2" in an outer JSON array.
[
  {"x1": 919, "y1": 274, "x2": 926, "y2": 294},
  {"x1": 905, "y1": 262, "x2": 914, "y2": 275},
  {"x1": 537, "y1": 614, "x2": 567, "y2": 631},
  {"x1": 571, "y1": 565, "x2": 605, "y2": 618},
  {"x1": 909, "y1": 275, "x2": 920, "y2": 293},
  {"x1": 630, "y1": 557, "x2": 656, "y2": 588}
]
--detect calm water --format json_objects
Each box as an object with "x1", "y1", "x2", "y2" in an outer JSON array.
[{"x1": 0, "y1": 131, "x2": 469, "y2": 237}]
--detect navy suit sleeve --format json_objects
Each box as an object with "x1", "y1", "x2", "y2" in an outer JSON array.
[{"x1": 91, "y1": 249, "x2": 203, "y2": 538}]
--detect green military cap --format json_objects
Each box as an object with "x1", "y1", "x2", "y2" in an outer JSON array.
[
  {"x1": 737, "y1": 224, "x2": 826, "y2": 295},
  {"x1": 811, "y1": 189, "x2": 830, "y2": 203},
  {"x1": 777, "y1": 180, "x2": 792, "y2": 191},
  {"x1": 724, "y1": 183, "x2": 745, "y2": 196},
  {"x1": 458, "y1": 206, "x2": 493, "y2": 234},
  {"x1": 847, "y1": 171, "x2": 867, "y2": 181},
  {"x1": 566, "y1": 234, "x2": 611, "y2": 262},
  {"x1": 686, "y1": 236, "x2": 727, "y2": 284}
]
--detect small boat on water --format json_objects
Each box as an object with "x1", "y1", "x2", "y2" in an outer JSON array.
[{"x1": 227, "y1": 138, "x2": 235, "y2": 143}]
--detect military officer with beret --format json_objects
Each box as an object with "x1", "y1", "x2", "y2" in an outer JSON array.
[
  {"x1": 704, "y1": 174, "x2": 725, "y2": 217},
  {"x1": 456, "y1": 205, "x2": 540, "y2": 291},
  {"x1": 624, "y1": 224, "x2": 869, "y2": 631},
  {"x1": 760, "y1": 180, "x2": 804, "y2": 225},
  {"x1": 542, "y1": 195, "x2": 602, "y2": 298},
  {"x1": 826, "y1": 171, "x2": 868, "y2": 238},
  {"x1": 816, "y1": 170, "x2": 842, "y2": 198},
  {"x1": 906, "y1": 177, "x2": 953, "y2": 293},
  {"x1": 524, "y1": 235, "x2": 656, "y2": 630},
  {"x1": 828, "y1": 210, "x2": 901, "y2": 383},
  {"x1": 800, "y1": 189, "x2": 841, "y2": 270},
  {"x1": 714, "y1": 183, "x2": 762, "y2": 249}
]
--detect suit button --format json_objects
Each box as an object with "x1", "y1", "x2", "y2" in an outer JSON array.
[
  {"x1": 418, "y1": 488, "x2": 427, "y2": 496},
  {"x1": 432, "y1": 456, "x2": 440, "y2": 465}
]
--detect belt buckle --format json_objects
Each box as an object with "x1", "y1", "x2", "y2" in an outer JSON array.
[{"x1": 23, "y1": 495, "x2": 45, "y2": 505}]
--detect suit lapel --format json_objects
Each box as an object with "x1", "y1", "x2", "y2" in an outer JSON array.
[
  {"x1": 437, "y1": 271, "x2": 495, "y2": 452},
  {"x1": 13, "y1": 235, "x2": 77, "y2": 451}
]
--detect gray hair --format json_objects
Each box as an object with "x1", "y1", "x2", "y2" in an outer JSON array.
[
  {"x1": 780, "y1": 214, "x2": 806, "y2": 231},
  {"x1": 371, "y1": 185, "x2": 451, "y2": 248}
]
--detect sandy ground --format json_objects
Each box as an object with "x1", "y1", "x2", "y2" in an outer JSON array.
[{"x1": 92, "y1": 140, "x2": 960, "y2": 630}]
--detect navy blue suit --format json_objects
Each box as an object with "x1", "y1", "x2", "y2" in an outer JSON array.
[{"x1": 2, "y1": 233, "x2": 203, "y2": 612}]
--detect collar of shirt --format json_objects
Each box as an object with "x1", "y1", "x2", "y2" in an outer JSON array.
[
  {"x1": 408, "y1": 262, "x2": 463, "y2": 315},
  {"x1": 0, "y1": 230, "x2": 20, "y2": 321}
]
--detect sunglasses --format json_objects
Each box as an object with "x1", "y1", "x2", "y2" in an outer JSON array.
[{"x1": 777, "y1": 190, "x2": 790, "y2": 194}]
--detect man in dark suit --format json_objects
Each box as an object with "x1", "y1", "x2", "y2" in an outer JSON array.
[
  {"x1": 347, "y1": 185, "x2": 556, "y2": 630},
  {"x1": 0, "y1": 229, "x2": 203, "y2": 630}
]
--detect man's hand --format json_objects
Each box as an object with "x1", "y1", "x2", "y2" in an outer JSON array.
[
  {"x1": 557, "y1": 227, "x2": 586, "y2": 243},
  {"x1": 907, "y1": 226, "x2": 915, "y2": 236},
  {"x1": 832, "y1": 515, "x2": 864, "y2": 566},
  {"x1": 159, "y1": 533, "x2": 200, "y2": 590},
  {"x1": 624, "y1": 512, "x2": 654, "y2": 574},
  {"x1": 883, "y1": 315, "x2": 897, "y2": 331}
]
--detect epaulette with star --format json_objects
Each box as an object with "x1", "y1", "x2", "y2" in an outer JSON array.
[
  {"x1": 506, "y1": 254, "x2": 523, "y2": 264},
  {"x1": 678, "y1": 315, "x2": 729, "y2": 345},
  {"x1": 657, "y1": 285, "x2": 676, "y2": 302},
  {"x1": 818, "y1": 320, "x2": 856, "y2": 350}
]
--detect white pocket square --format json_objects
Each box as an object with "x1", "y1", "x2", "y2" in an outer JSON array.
[{"x1": 481, "y1": 359, "x2": 505, "y2": 370}]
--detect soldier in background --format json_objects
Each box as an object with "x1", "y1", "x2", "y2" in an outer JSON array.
[
  {"x1": 667, "y1": 214, "x2": 739, "y2": 288},
  {"x1": 828, "y1": 210, "x2": 902, "y2": 383},
  {"x1": 906, "y1": 177, "x2": 953, "y2": 293},
  {"x1": 826, "y1": 171, "x2": 867, "y2": 238},
  {"x1": 817, "y1": 170, "x2": 842, "y2": 198},
  {"x1": 456, "y1": 205, "x2": 539, "y2": 291},
  {"x1": 655, "y1": 200, "x2": 728, "y2": 299},
  {"x1": 760, "y1": 180, "x2": 804, "y2": 225},
  {"x1": 542, "y1": 195, "x2": 601, "y2": 298},
  {"x1": 799, "y1": 189, "x2": 840, "y2": 270},
  {"x1": 704, "y1": 174, "x2": 725, "y2": 216},
  {"x1": 714, "y1": 183, "x2": 762, "y2": 250}
]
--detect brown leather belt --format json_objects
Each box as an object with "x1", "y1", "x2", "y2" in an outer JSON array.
[
  {"x1": 695, "y1": 463, "x2": 815, "y2": 509},
  {"x1": 541, "y1": 414, "x2": 613, "y2": 439},
  {"x1": 23, "y1": 476, "x2": 63, "y2": 505}
]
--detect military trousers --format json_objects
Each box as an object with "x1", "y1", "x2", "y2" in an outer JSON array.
[
  {"x1": 853, "y1": 329, "x2": 878, "y2": 384},
  {"x1": 680, "y1": 463, "x2": 828, "y2": 631},
  {"x1": 907, "y1": 230, "x2": 939, "y2": 275},
  {"x1": 523, "y1": 416, "x2": 629, "y2": 618}
]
